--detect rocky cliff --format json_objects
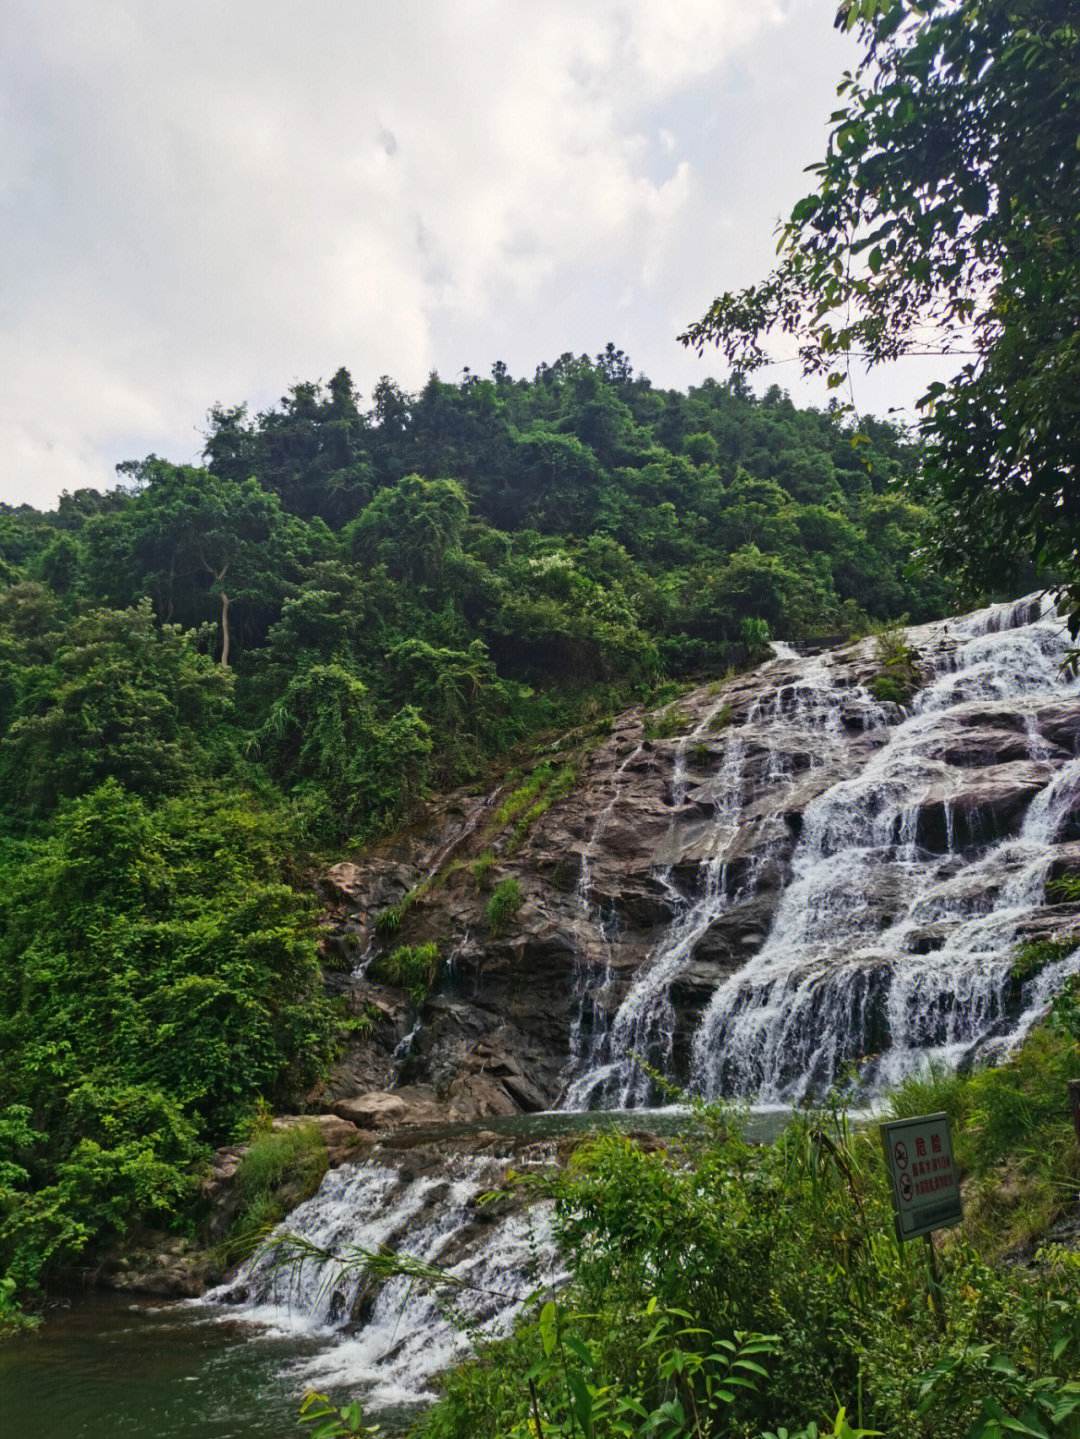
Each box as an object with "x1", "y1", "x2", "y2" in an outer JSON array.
[{"x1": 311, "y1": 594, "x2": 1080, "y2": 1124}]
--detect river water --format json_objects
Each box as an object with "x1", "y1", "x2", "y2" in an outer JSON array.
[{"x1": 0, "y1": 1292, "x2": 324, "y2": 1439}]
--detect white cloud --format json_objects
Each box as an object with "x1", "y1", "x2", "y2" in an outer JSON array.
[{"x1": 0, "y1": 0, "x2": 939, "y2": 510}]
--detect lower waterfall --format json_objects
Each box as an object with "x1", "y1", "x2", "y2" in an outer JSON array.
[{"x1": 202, "y1": 1154, "x2": 559, "y2": 1408}]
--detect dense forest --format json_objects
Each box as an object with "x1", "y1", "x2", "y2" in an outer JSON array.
[{"x1": 0, "y1": 355, "x2": 953, "y2": 1299}]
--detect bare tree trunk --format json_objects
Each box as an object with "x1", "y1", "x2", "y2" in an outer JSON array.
[
  {"x1": 202, "y1": 556, "x2": 232, "y2": 667},
  {"x1": 219, "y1": 587, "x2": 231, "y2": 667}
]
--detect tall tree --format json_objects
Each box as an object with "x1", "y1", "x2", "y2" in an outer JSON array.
[
  {"x1": 682, "y1": 0, "x2": 1080, "y2": 623},
  {"x1": 85, "y1": 462, "x2": 319, "y2": 663}
]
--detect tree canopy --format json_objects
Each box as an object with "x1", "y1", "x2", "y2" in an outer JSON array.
[{"x1": 682, "y1": 0, "x2": 1079, "y2": 625}]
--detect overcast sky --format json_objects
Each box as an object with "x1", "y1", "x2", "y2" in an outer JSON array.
[{"x1": 2, "y1": 1, "x2": 952, "y2": 510}]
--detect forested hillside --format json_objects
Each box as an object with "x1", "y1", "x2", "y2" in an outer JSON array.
[{"x1": 0, "y1": 354, "x2": 946, "y2": 1299}]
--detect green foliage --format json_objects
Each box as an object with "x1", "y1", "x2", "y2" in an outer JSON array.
[
  {"x1": 494, "y1": 766, "x2": 561, "y2": 828},
  {"x1": 890, "y1": 1021, "x2": 1080, "y2": 1256},
  {"x1": 230, "y1": 1123, "x2": 328, "y2": 1251},
  {"x1": 299, "y1": 1390, "x2": 382, "y2": 1437},
  {"x1": 493, "y1": 1298, "x2": 780, "y2": 1439},
  {"x1": 471, "y1": 850, "x2": 497, "y2": 889},
  {"x1": 1051, "y1": 975, "x2": 1080, "y2": 1044},
  {"x1": 0, "y1": 781, "x2": 334, "y2": 1293},
  {"x1": 368, "y1": 942, "x2": 441, "y2": 1003},
  {"x1": 644, "y1": 706, "x2": 691, "y2": 741},
  {"x1": 374, "y1": 903, "x2": 405, "y2": 937},
  {"x1": 763, "y1": 1414, "x2": 880, "y2": 1439},
  {"x1": 489, "y1": 763, "x2": 577, "y2": 853},
  {"x1": 257, "y1": 661, "x2": 432, "y2": 843},
  {"x1": 340, "y1": 1004, "x2": 381, "y2": 1040},
  {"x1": 706, "y1": 703, "x2": 733, "y2": 734},
  {"x1": 485, "y1": 877, "x2": 524, "y2": 936},
  {"x1": 915, "y1": 1342, "x2": 1080, "y2": 1439},
  {"x1": 417, "y1": 1075, "x2": 1080, "y2": 1439},
  {"x1": 1047, "y1": 873, "x2": 1080, "y2": 904},
  {"x1": 866, "y1": 675, "x2": 908, "y2": 705},
  {"x1": 682, "y1": 0, "x2": 1079, "y2": 630},
  {"x1": 1010, "y1": 936, "x2": 1078, "y2": 984},
  {"x1": 345, "y1": 473, "x2": 467, "y2": 585},
  {"x1": 0, "y1": 599, "x2": 231, "y2": 818},
  {"x1": 0, "y1": 1273, "x2": 38, "y2": 1336},
  {"x1": 867, "y1": 624, "x2": 920, "y2": 706}
]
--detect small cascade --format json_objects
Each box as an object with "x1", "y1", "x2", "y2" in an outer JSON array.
[
  {"x1": 689, "y1": 594, "x2": 1080, "y2": 1102},
  {"x1": 203, "y1": 1155, "x2": 558, "y2": 1408},
  {"x1": 564, "y1": 734, "x2": 745, "y2": 1109},
  {"x1": 563, "y1": 729, "x2": 647, "y2": 1087}
]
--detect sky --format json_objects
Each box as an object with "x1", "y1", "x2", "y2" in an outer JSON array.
[{"x1": 1, "y1": 0, "x2": 953, "y2": 510}]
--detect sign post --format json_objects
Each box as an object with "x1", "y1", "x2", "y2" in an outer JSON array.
[{"x1": 880, "y1": 1112, "x2": 963, "y2": 1332}]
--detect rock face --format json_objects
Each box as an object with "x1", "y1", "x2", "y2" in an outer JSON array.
[{"x1": 313, "y1": 594, "x2": 1080, "y2": 1119}]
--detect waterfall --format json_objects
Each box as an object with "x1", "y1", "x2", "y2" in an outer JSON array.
[
  {"x1": 202, "y1": 1155, "x2": 558, "y2": 1408},
  {"x1": 689, "y1": 594, "x2": 1080, "y2": 1101},
  {"x1": 561, "y1": 592, "x2": 1080, "y2": 1106},
  {"x1": 562, "y1": 724, "x2": 647, "y2": 1090},
  {"x1": 564, "y1": 649, "x2": 889, "y2": 1110}
]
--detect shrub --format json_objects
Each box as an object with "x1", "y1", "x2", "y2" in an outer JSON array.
[
  {"x1": 368, "y1": 942, "x2": 440, "y2": 1003},
  {"x1": 644, "y1": 706, "x2": 691, "y2": 741},
  {"x1": 706, "y1": 702, "x2": 734, "y2": 733},
  {"x1": 374, "y1": 903, "x2": 404, "y2": 937},
  {"x1": 230, "y1": 1122, "x2": 328, "y2": 1252},
  {"x1": 1010, "y1": 935, "x2": 1078, "y2": 983},
  {"x1": 471, "y1": 851, "x2": 496, "y2": 889},
  {"x1": 505, "y1": 766, "x2": 575, "y2": 853},
  {"x1": 412, "y1": 1082, "x2": 1080, "y2": 1439},
  {"x1": 868, "y1": 622, "x2": 920, "y2": 705},
  {"x1": 1047, "y1": 873, "x2": 1080, "y2": 903},
  {"x1": 485, "y1": 878, "x2": 524, "y2": 936}
]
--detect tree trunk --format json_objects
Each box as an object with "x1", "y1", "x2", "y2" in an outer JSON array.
[{"x1": 219, "y1": 588, "x2": 231, "y2": 668}]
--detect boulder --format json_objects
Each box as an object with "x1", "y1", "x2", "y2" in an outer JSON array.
[
  {"x1": 323, "y1": 861, "x2": 367, "y2": 903},
  {"x1": 330, "y1": 1088, "x2": 443, "y2": 1130}
]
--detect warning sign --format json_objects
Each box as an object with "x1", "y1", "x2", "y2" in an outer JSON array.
[{"x1": 880, "y1": 1111, "x2": 962, "y2": 1241}]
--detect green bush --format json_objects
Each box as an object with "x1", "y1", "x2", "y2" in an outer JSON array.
[
  {"x1": 230, "y1": 1122, "x2": 328, "y2": 1252},
  {"x1": 706, "y1": 702, "x2": 734, "y2": 733},
  {"x1": 0, "y1": 782, "x2": 335, "y2": 1295},
  {"x1": 644, "y1": 706, "x2": 691, "y2": 741},
  {"x1": 1047, "y1": 873, "x2": 1080, "y2": 903},
  {"x1": 485, "y1": 878, "x2": 524, "y2": 936},
  {"x1": 868, "y1": 674, "x2": 910, "y2": 705},
  {"x1": 471, "y1": 851, "x2": 496, "y2": 889},
  {"x1": 1010, "y1": 935, "x2": 1078, "y2": 983},
  {"x1": 368, "y1": 942, "x2": 440, "y2": 1003},
  {"x1": 868, "y1": 623, "x2": 920, "y2": 706},
  {"x1": 414, "y1": 1080, "x2": 1080, "y2": 1439}
]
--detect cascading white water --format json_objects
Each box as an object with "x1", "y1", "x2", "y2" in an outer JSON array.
[
  {"x1": 689, "y1": 594, "x2": 1080, "y2": 1102},
  {"x1": 202, "y1": 1156, "x2": 558, "y2": 1408},
  {"x1": 564, "y1": 653, "x2": 891, "y2": 1110}
]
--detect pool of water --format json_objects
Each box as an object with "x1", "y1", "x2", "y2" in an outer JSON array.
[
  {"x1": 0, "y1": 1292, "x2": 423, "y2": 1439},
  {"x1": 384, "y1": 1103, "x2": 803, "y2": 1147}
]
